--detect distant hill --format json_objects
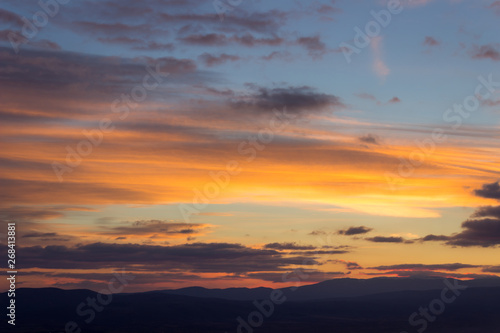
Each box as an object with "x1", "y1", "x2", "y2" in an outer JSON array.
[
  {"x1": 159, "y1": 276, "x2": 500, "y2": 301},
  {"x1": 2, "y1": 277, "x2": 500, "y2": 332}
]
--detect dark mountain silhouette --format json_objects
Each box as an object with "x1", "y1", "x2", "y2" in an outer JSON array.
[
  {"x1": 160, "y1": 276, "x2": 500, "y2": 301},
  {"x1": 2, "y1": 277, "x2": 500, "y2": 332}
]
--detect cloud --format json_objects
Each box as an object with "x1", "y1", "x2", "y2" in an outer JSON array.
[
  {"x1": 358, "y1": 135, "x2": 379, "y2": 145},
  {"x1": 229, "y1": 85, "x2": 343, "y2": 114},
  {"x1": 97, "y1": 36, "x2": 175, "y2": 51},
  {"x1": 161, "y1": 10, "x2": 286, "y2": 34},
  {"x1": 388, "y1": 97, "x2": 401, "y2": 104},
  {"x1": 338, "y1": 226, "x2": 373, "y2": 235},
  {"x1": 369, "y1": 263, "x2": 480, "y2": 271},
  {"x1": 17, "y1": 242, "x2": 320, "y2": 273},
  {"x1": 365, "y1": 236, "x2": 405, "y2": 243},
  {"x1": 423, "y1": 36, "x2": 440, "y2": 47},
  {"x1": 198, "y1": 53, "x2": 240, "y2": 67},
  {"x1": 232, "y1": 34, "x2": 283, "y2": 47},
  {"x1": 0, "y1": 207, "x2": 64, "y2": 221},
  {"x1": 132, "y1": 41, "x2": 175, "y2": 51},
  {"x1": 263, "y1": 242, "x2": 316, "y2": 250},
  {"x1": 483, "y1": 265, "x2": 500, "y2": 273},
  {"x1": 309, "y1": 230, "x2": 327, "y2": 236},
  {"x1": 74, "y1": 21, "x2": 161, "y2": 39},
  {"x1": 356, "y1": 93, "x2": 400, "y2": 105},
  {"x1": 471, "y1": 206, "x2": 500, "y2": 218},
  {"x1": 366, "y1": 270, "x2": 493, "y2": 279},
  {"x1": 446, "y1": 218, "x2": 500, "y2": 247},
  {"x1": 474, "y1": 181, "x2": 500, "y2": 200},
  {"x1": 371, "y1": 36, "x2": 390, "y2": 78},
  {"x1": 179, "y1": 33, "x2": 228, "y2": 46},
  {"x1": 261, "y1": 51, "x2": 292, "y2": 61},
  {"x1": 296, "y1": 35, "x2": 327, "y2": 58},
  {"x1": 471, "y1": 44, "x2": 500, "y2": 61},
  {"x1": 98, "y1": 220, "x2": 211, "y2": 238},
  {"x1": 330, "y1": 259, "x2": 363, "y2": 270},
  {"x1": 0, "y1": 47, "x2": 197, "y2": 96},
  {"x1": 178, "y1": 33, "x2": 283, "y2": 47},
  {"x1": 420, "y1": 182, "x2": 500, "y2": 247},
  {"x1": 421, "y1": 234, "x2": 451, "y2": 241},
  {"x1": 422, "y1": 208, "x2": 500, "y2": 248}
]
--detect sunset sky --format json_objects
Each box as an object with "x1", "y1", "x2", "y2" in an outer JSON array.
[{"x1": 1, "y1": 0, "x2": 500, "y2": 292}]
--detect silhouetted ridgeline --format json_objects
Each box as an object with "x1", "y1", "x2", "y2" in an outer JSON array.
[{"x1": 2, "y1": 277, "x2": 500, "y2": 333}]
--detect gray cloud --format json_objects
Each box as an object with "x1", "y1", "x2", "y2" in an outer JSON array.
[
  {"x1": 338, "y1": 226, "x2": 373, "y2": 236},
  {"x1": 365, "y1": 236, "x2": 406, "y2": 243},
  {"x1": 17, "y1": 242, "x2": 320, "y2": 273},
  {"x1": 369, "y1": 263, "x2": 480, "y2": 271},
  {"x1": 474, "y1": 181, "x2": 500, "y2": 200},
  {"x1": 264, "y1": 242, "x2": 316, "y2": 250},
  {"x1": 229, "y1": 85, "x2": 343, "y2": 114}
]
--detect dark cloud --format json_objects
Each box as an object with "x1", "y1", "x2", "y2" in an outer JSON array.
[
  {"x1": 96, "y1": 36, "x2": 175, "y2": 51},
  {"x1": 178, "y1": 33, "x2": 283, "y2": 47},
  {"x1": 474, "y1": 181, "x2": 500, "y2": 200},
  {"x1": 232, "y1": 34, "x2": 283, "y2": 47},
  {"x1": 421, "y1": 234, "x2": 451, "y2": 241},
  {"x1": 421, "y1": 184, "x2": 500, "y2": 247},
  {"x1": 366, "y1": 270, "x2": 493, "y2": 279},
  {"x1": 338, "y1": 226, "x2": 373, "y2": 236},
  {"x1": 264, "y1": 242, "x2": 316, "y2": 250},
  {"x1": 330, "y1": 260, "x2": 363, "y2": 270},
  {"x1": 423, "y1": 36, "x2": 440, "y2": 47},
  {"x1": 98, "y1": 220, "x2": 210, "y2": 237},
  {"x1": 471, "y1": 206, "x2": 500, "y2": 218},
  {"x1": 132, "y1": 41, "x2": 174, "y2": 51},
  {"x1": 483, "y1": 265, "x2": 500, "y2": 273},
  {"x1": 289, "y1": 250, "x2": 350, "y2": 255},
  {"x1": 179, "y1": 33, "x2": 228, "y2": 45},
  {"x1": 198, "y1": 53, "x2": 240, "y2": 67},
  {"x1": 161, "y1": 11, "x2": 286, "y2": 34},
  {"x1": 0, "y1": 47, "x2": 196, "y2": 95},
  {"x1": 17, "y1": 242, "x2": 320, "y2": 273},
  {"x1": 98, "y1": 36, "x2": 143, "y2": 44},
  {"x1": 229, "y1": 86, "x2": 343, "y2": 114},
  {"x1": 0, "y1": 206, "x2": 64, "y2": 221},
  {"x1": 0, "y1": 177, "x2": 157, "y2": 206},
  {"x1": 365, "y1": 236, "x2": 405, "y2": 243},
  {"x1": 309, "y1": 230, "x2": 327, "y2": 236},
  {"x1": 446, "y1": 218, "x2": 500, "y2": 247},
  {"x1": 369, "y1": 263, "x2": 480, "y2": 271},
  {"x1": 346, "y1": 261, "x2": 362, "y2": 270},
  {"x1": 358, "y1": 135, "x2": 379, "y2": 145},
  {"x1": 74, "y1": 21, "x2": 160, "y2": 38},
  {"x1": 23, "y1": 232, "x2": 59, "y2": 238},
  {"x1": 296, "y1": 35, "x2": 327, "y2": 58},
  {"x1": 471, "y1": 44, "x2": 500, "y2": 61},
  {"x1": 0, "y1": 29, "x2": 61, "y2": 51}
]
